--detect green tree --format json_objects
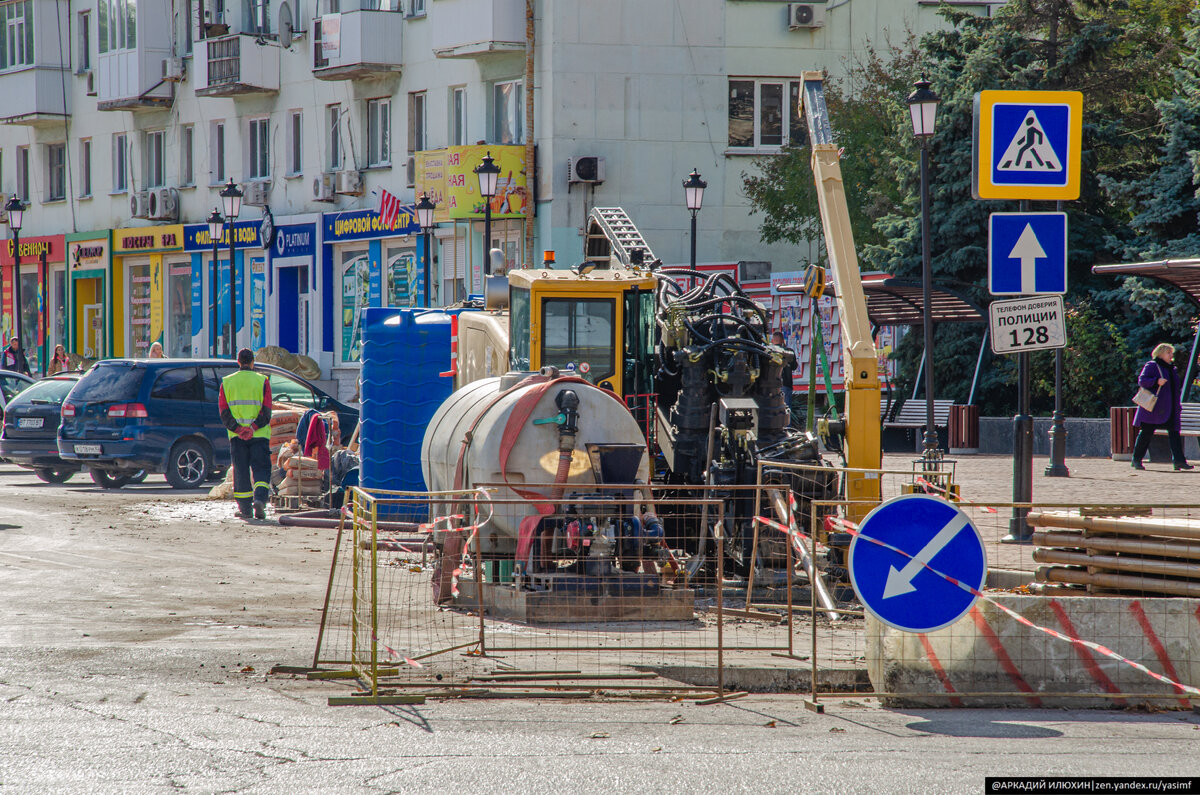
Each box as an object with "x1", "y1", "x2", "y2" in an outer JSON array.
[{"x1": 1031, "y1": 302, "x2": 1137, "y2": 417}]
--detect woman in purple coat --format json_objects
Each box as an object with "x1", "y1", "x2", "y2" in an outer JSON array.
[{"x1": 1132, "y1": 343, "x2": 1193, "y2": 470}]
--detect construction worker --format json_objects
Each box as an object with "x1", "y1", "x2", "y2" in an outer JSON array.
[{"x1": 219, "y1": 348, "x2": 273, "y2": 520}]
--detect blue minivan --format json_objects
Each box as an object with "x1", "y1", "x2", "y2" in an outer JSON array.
[{"x1": 59, "y1": 358, "x2": 358, "y2": 489}]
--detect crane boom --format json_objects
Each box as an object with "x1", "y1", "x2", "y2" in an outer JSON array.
[{"x1": 800, "y1": 71, "x2": 882, "y2": 516}]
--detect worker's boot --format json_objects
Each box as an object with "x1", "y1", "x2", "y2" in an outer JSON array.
[
  {"x1": 236, "y1": 499, "x2": 253, "y2": 519},
  {"x1": 253, "y1": 500, "x2": 266, "y2": 520}
]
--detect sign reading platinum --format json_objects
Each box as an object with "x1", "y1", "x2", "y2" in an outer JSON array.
[{"x1": 988, "y1": 294, "x2": 1067, "y2": 355}]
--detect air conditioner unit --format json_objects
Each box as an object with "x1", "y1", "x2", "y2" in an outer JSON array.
[
  {"x1": 241, "y1": 181, "x2": 270, "y2": 207},
  {"x1": 335, "y1": 169, "x2": 363, "y2": 196},
  {"x1": 788, "y1": 3, "x2": 825, "y2": 29},
  {"x1": 148, "y1": 187, "x2": 179, "y2": 220},
  {"x1": 312, "y1": 173, "x2": 335, "y2": 202},
  {"x1": 130, "y1": 190, "x2": 151, "y2": 219},
  {"x1": 84, "y1": 70, "x2": 97, "y2": 96},
  {"x1": 161, "y1": 57, "x2": 186, "y2": 82},
  {"x1": 567, "y1": 156, "x2": 605, "y2": 185}
]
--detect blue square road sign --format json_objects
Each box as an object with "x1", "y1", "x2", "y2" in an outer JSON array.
[{"x1": 988, "y1": 212, "x2": 1068, "y2": 296}]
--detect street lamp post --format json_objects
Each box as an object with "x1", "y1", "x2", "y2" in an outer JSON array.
[
  {"x1": 474, "y1": 152, "x2": 500, "y2": 276},
  {"x1": 207, "y1": 208, "x2": 224, "y2": 357},
  {"x1": 4, "y1": 196, "x2": 25, "y2": 355},
  {"x1": 683, "y1": 168, "x2": 706, "y2": 270},
  {"x1": 415, "y1": 193, "x2": 436, "y2": 308},
  {"x1": 219, "y1": 179, "x2": 243, "y2": 355},
  {"x1": 906, "y1": 74, "x2": 940, "y2": 469}
]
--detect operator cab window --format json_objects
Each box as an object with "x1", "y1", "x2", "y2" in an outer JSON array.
[
  {"x1": 509, "y1": 286, "x2": 531, "y2": 371},
  {"x1": 540, "y1": 297, "x2": 614, "y2": 385}
]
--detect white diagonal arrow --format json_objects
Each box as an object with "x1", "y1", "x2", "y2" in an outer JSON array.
[
  {"x1": 882, "y1": 513, "x2": 970, "y2": 599},
  {"x1": 1009, "y1": 223, "x2": 1047, "y2": 294}
]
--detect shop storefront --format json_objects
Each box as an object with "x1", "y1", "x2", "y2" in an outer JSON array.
[
  {"x1": 266, "y1": 215, "x2": 320, "y2": 361},
  {"x1": 321, "y1": 207, "x2": 422, "y2": 389},
  {"x1": 183, "y1": 221, "x2": 265, "y2": 358},
  {"x1": 111, "y1": 225, "x2": 184, "y2": 358},
  {"x1": 1, "y1": 233, "x2": 67, "y2": 374},
  {"x1": 66, "y1": 232, "x2": 111, "y2": 362},
  {"x1": 416, "y1": 144, "x2": 528, "y2": 297}
]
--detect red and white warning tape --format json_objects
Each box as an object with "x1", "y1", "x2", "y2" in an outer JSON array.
[{"x1": 837, "y1": 514, "x2": 1200, "y2": 698}]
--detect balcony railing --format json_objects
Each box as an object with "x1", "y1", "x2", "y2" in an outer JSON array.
[{"x1": 195, "y1": 33, "x2": 280, "y2": 97}]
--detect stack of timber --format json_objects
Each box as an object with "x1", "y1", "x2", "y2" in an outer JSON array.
[{"x1": 1028, "y1": 510, "x2": 1200, "y2": 597}]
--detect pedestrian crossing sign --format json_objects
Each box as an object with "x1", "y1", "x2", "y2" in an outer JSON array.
[{"x1": 973, "y1": 90, "x2": 1082, "y2": 200}]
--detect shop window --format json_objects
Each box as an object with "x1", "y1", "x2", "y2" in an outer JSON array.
[
  {"x1": 492, "y1": 80, "x2": 523, "y2": 145},
  {"x1": 167, "y1": 263, "x2": 192, "y2": 357},
  {"x1": 127, "y1": 262, "x2": 152, "y2": 357},
  {"x1": 339, "y1": 248, "x2": 368, "y2": 362},
  {"x1": 385, "y1": 244, "x2": 416, "y2": 307},
  {"x1": 46, "y1": 142, "x2": 66, "y2": 201}
]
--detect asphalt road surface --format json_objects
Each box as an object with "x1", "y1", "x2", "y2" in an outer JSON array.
[{"x1": 1, "y1": 462, "x2": 1197, "y2": 793}]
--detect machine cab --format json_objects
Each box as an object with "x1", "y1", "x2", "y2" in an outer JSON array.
[{"x1": 507, "y1": 268, "x2": 657, "y2": 399}]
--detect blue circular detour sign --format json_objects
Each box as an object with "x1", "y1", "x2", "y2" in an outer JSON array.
[{"x1": 848, "y1": 494, "x2": 987, "y2": 633}]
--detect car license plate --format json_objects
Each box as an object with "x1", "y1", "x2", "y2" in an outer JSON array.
[
  {"x1": 74, "y1": 444, "x2": 102, "y2": 455},
  {"x1": 17, "y1": 417, "x2": 43, "y2": 429}
]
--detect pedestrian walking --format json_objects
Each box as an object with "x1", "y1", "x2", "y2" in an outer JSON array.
[
  {"x1": 47, "y1": 344, "x2": 70, "y2": 375},
  {"x1": 1, "y1": 336, "x2": 30, "y2": 375},
  {"x1": 148, "y1": 341, "x2": 164, "y2": 358},
  {"x1": 1132, "y1": 342, "x2": 1193, "y2": 471},
  {"x1": 219, "y1": 347, "x2": 274, "y2": 519}
]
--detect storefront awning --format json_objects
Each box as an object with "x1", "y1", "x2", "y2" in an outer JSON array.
[{"x1": 1091, "y1": 259, "x2": 1200, "y2": 307}]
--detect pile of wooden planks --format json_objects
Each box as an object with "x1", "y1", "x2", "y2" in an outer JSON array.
[{"x1": 1028, "y1": 511, "x2": 1200, "y2": 597}]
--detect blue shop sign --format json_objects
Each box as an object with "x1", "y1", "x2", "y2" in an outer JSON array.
[
  {"x1": 183, "y1": 221, "x2": 262, "y2": 251},
  {"x1": 323, "y1": 207, "x2": 419, "y2": 242},
  {"x1": 272, "y1": 224, "x2": 316, "y2": 259}
]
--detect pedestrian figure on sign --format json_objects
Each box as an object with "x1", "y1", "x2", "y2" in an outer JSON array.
[
  {"x1": 1131, "y1": 343, "x2": 1193, "y2": 471},
  {"x1": 219, "y1": 347, "x2": 274, "y2": 519}
]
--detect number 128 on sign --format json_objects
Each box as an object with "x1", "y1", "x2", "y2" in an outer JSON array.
[{"x1": 988, "y1": 295, "x2": 1067, "y2": 355}]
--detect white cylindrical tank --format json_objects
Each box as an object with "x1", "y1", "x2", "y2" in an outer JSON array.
[{"x1": 421, "y1": 373, "x2": 650, "y2": 555}]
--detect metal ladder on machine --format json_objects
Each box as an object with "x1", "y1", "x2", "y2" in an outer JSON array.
[{"x1": 585, "y1": 207, "x2": 658, "y2": 268}]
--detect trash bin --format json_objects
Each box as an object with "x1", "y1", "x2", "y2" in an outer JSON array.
[
  {"x1": 948, "y1": 404, "x2": 979, "y2": 454},
  {"x1": 1110, "y1": 406, "x2": 1136, "y2": 461}
]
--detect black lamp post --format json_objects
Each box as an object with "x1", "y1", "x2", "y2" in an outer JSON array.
[
  {"x1": 4, "y1": 196, "x2": 25, "y2": 357},
  {"x1": 683, "y1": 168, "x2": 706, "y2": 270},
  {"x1": 415, "y1": 193, "x2": 436, "y2": 308},
  {"x1": 906, "y1": 74, "x2": 940, "y2": 469},
  {"x1": 219, "y1": 178, "x2": 243, "y2": 355},
  {"x1": 207, "y1": 208, "x2": 224, "y2": 357},
  {"x1": 474, "y1": 152, "x2": 500, "y2": 276}
]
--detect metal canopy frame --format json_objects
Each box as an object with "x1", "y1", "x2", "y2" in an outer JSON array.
[{"x1": 1092, "y1": 258, "x2": 1200, "y2": 401}]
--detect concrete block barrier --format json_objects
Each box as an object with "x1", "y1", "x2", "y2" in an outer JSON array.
[{"x1": 866, "y1": 595, "x2": 1199, "y2": 708}]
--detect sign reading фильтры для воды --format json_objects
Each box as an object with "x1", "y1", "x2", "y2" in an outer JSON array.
[
  {"x1": 973, "y1": 90, "x2": 1082, "y2": 201},
  {"x1": 988, "y1": 295, "x2": 1067, "y2": 355}
]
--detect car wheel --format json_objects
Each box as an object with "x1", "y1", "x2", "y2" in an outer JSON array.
[
  {"x1": 166, "y1": 440, "x2": 211, "y2": 490},
  {"x1": 34, "y1": 467, "x2": 77, "y2": 484},
  {"x1": 90, "y1": 468, "x2": 132, "y2": 489}
]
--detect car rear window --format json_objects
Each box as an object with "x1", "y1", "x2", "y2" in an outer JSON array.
[
  {"x1": 11, "y1": 378, "x2": 77, "y2": 406},
  {"x1": 69, "y1": 364, "x2": 145, "y2": 403}
]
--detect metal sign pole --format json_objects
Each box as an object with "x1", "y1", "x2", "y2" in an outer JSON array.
[{"x1": 1007, "y1": 199, "x2": 1035, "y2": 543}]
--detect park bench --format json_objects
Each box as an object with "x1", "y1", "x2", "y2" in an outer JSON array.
[
  {"x1": 1178, "y1": 403, "x2": 1200, "y2": 437},
  {"x1": 882, "y1": 398, "x2": 956, "y2": 432}
]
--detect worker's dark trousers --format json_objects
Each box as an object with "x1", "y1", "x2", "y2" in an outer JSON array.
[{"x1": 231, "y1": 436, "x2": 271, "y2": 514}]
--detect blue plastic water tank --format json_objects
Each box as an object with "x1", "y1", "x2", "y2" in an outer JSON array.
[{"x1": 360, "y1": 307, "x2": 475, "y2": 507}]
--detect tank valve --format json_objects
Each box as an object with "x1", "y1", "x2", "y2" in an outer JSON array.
[{"x1": 554, "y1": 389, "x2": 580, "y2": 435}]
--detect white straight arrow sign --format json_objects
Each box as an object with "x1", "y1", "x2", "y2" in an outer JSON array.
[
  {"x1": 882, "y1": 513, "x2": 970, "y2": 599},
  {"x1": 1009, "y1": 223, "x2": 1047, "y2": 294}
]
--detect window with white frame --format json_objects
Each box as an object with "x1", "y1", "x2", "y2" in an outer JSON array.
[
  {"x1": 326, "y1": 104, "x2": 342, "y2": 171},
  {"x1": 492, "y1": 80, "x2": 523, "y2": 145},
  {"x1": 408, "y1": 0, "x2": 424, "y2": 16},
  {"x1": 181, "y1": 125, "x2": 194, "y2": 186},
  {"x1": 407, "y1": 91, "x2": 425, "y2": 154},
  {"x1": 78, "y1": 11, "x2": 91, "y2": 71},
  {"x1": 46, "y1": 143, "x2": 66, "y2": 201},
  {"x1": 16, "y1": 145, "x2": 28, "y2": 200},
  {"x1": 79, "y1": 139, "x2": 91, "y2": 197},
  {"x1": 111, "y1": 133, "x2": 126, "y2": 192},
  {"x1": 246, "y1": 0, "x2": 269, "y2": 34},
  {"x1": 211, "y1": 121, "x2": 225, "y2": 183},
  {"x1": 248, "y1": 117, "x2": 269, "y2": 179},
  {"x1": 451, "y1": 86, "x2": 467, "y2": 146},
  {"x1": 145, "y1": 130, "x2": 165, "y2": 188},
  {"x1": 367, "y1": 98, "x2": 390, "y2": 167},
  {"x1": 287, "y1": 111, "x2": 302, "y2": 175},
  {"x1": 727, "y1": 79, "x2": 804, "y2": 150},
  {"x1": 0, "y1": 0, "x2": 33, "y2": 71},
  {"x1": 97, "y1": 0, "x2": 136, "y2": 53}
]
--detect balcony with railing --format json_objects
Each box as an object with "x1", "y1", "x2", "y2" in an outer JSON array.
[
  {"x1": 195, "y1": 33, "x2": 280, "y2": 97},
  {"x1": 0, "y1": 0, "x2": 71, "y2": 122},
  {"x1": 429, "y1": 0, "x2": 524, "y2": 58},
  {"x1": 312, "y1": 9, "x2": 405, "y2": 80}
]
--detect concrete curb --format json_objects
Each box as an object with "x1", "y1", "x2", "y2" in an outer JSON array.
[
  {"x1": 640, "y1": 664, "x2": 869, "y2": 694},
  {"x1": 866, "y1": 595, "x2": 1200, "y2": 708}
]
